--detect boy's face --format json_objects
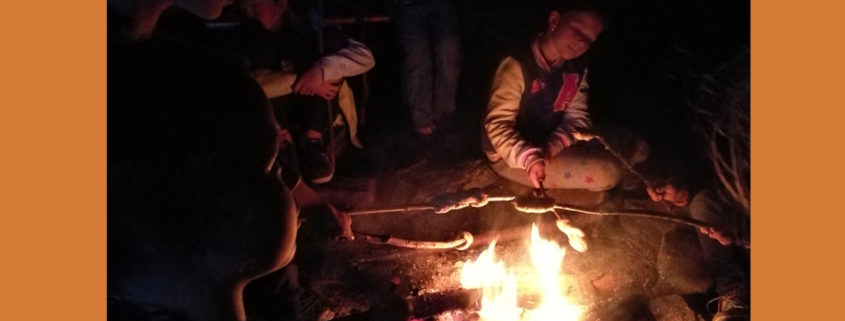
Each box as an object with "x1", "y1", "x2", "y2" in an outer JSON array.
[
  {"x1": 249, "y1": 0, "x2": 288, "y2": 30},
  {"x1": 547, "y1": 11, "x2": 605, "y2": 60},
  {"x1": 175, "y1": 0, "x2": 234, "y2": 19}
]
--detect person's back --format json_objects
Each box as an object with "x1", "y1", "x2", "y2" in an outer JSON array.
[{"x1": 108, "y1": 33, "x2": 298, "y2": 321}]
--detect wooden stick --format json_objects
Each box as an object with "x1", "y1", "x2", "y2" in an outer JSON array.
[
  {"x1": 553, "y1": 204, "x2": 716, "y2": 230},
  {"x1": 348, "y1": 204, "x2": 434, "y2": 216},
  {"x1": 347, "y1": 196, "x2": 516, "y2": 216},
  {"x1": 593, "y1": 135, "x2": 673, "y2": 213}
]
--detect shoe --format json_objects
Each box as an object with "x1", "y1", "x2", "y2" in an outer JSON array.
[
  {"x1": 277, "y1": 140, "x2": 299, "y2": 172},
  {"x1": 709, "y1": 289, "x2": 750, "y2": 321},
  {"x1": 300, "y1": 138, "x2": 334, "y2": 184}
]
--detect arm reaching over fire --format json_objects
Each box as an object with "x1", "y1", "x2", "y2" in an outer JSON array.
[
  {"x1": 290, "y1": 176, "x2": 354, "y2": 240},
  {"x1": 431, "y1": 188, "x2": 490, "y2": 214},
  {"x1": 646, "y1": 183, "x2": 746, "y2": 246},
  {"x1": 687, "y1": 190, "x2": 749, "y2": 248}
]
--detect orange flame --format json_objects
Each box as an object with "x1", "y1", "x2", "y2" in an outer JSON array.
[{"x1": 459, "y1": 224, "x2": 583, "y2": 321}]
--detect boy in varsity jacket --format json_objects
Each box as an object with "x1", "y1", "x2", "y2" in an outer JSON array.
[{"x1": 483, "y1": 6, "x2": 647, "y2": 192}]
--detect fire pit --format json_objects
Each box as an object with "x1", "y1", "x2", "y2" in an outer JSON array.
[{"x1": 300, "y1": 160, "x2": 715, "y2": 321}]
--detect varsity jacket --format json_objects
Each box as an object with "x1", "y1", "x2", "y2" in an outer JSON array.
[{"x1": 483, "y1": 40, "x2": 592, "y2": 170}]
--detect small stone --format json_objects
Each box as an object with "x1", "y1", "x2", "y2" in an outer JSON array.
[
  {"x1": 591, "y1": 273, "x2": 634, "y2": 293},
  {"x1": 648, "y1": 295, "x2": 706, "y2": 321},
  {"x1": 654, "y1": 230, "x2": 712, "y2": 294}
]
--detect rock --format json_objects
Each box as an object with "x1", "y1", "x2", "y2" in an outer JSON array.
[
  {"x1": 617, "y1": 216, "x2": 671, "y2": 258},
  {"x1": 654, "y1": 230, "x2": 712, "y2": 295},
  {"x1": 648, "y1": 295, "x2": 706, "y2": 321},
  {"x1": 592, "y1": 273, "x2": 635, "y2": 293},
  {"x1": 593, "y1": 296, "x2": 657, "y2": 321},
  {"x1": 460, "y1": 161, "x2": 500, "y2": 190}
]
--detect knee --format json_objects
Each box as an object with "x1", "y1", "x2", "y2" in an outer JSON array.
[{"x1": 586, "y1": 158, "x2": 623, "y2": 191}]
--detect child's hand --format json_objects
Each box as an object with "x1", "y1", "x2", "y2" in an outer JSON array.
[
  {"x1": 646, "y1": 183, "x2": 690, "y2": 206},
  {"x1": 331, "y1": 208, "x2": 355, "y2": 241},
  {"x1": 699, "y1": 227, "x2": 735, "y2": 246},
  {"x1": 314, "y1": 82, "x2": 341, "y2": 100},
  {"x1": 571, "y1": 130, "x2": 597, "y2": 142},
  {"x1": 292, "y1": 65, "x2": 324, "y2": 96},
  {"x1": 528, "y1": 161, "x2": 546, "y2": 188}
]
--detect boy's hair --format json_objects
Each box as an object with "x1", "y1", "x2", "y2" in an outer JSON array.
[
  {"x1": 637, "y1": 153, "x2": 706, "y2": 194},
  {"x1": 547, "y1": 0, "x2": 611, "y2": 28}
]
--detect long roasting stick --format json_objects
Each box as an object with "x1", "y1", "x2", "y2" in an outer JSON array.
[
  {"x1": 509, "y1": 196, "x2": 717, "y2": 230},
  {"x1": 592, "y1": 135, "x2": 673, "y2": 213},
  {"x1": 350, "y1": 195, "x2": 714, "y2": 230},
  {"x1": 554, "y1": 203, "x2": 716, "y2": 230},
  {"x1": 348, "y1": 196, "x2": 516, "y2": 216}
]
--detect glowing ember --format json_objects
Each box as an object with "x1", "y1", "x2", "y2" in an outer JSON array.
[{"x1": 459, "y1": 224, "x2": 583, "y2": 321}]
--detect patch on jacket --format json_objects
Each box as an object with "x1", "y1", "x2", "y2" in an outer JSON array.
[
  {"x1": 530, "y1": 78, "x2": 546, "y2": 94},
  {"x1": 553, "y1": 73, "x2": 580, "y2": 111}
]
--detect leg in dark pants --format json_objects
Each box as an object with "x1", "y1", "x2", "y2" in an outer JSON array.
[
  {"x1": 304, "y1": 96, "x2": 335, "y2": 136},
  {"x1": 430, "y1": 0, "x2": 462, "y2": 122},
  {"x1": 270, "y1": 96, "x2": 298, "y2": 170},
  {"x1": 298, "y1": 95, "x2": 340, "y2": 184},
  {"x1": 392, "y1": 2, "x2": 434, "y2": 133}
]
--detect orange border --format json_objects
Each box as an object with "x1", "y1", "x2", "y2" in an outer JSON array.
[
  {"x1": 752, "y1": 0, "x2": 844, "y2": 319},
  {"x1": 1, "y1": 1, "x2": 106, "y2": 320}
]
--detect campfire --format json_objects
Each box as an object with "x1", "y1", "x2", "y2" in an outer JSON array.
[
  {"x1": 344, "y1": 189, "x2": 722, "y2": 321},
  {"x1": 459, "y1": 224, "x2": 583, "y2": 321}
]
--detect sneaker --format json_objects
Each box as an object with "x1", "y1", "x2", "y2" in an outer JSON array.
[
  {"x1": 300, "y1": 138, "x2": 334, "y2": 184},
  {"x1": 709, "y1": 289, "x2": 750, "y2": 321},
  {"x1": 277, "y1": 140, "x2": 299, "y2": 171}
]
